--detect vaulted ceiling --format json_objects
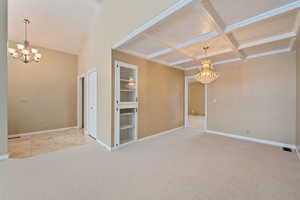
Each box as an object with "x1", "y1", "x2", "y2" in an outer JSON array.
[
  {"x1": 8, "y1": 0, "x2": 101, "y2": 55},
  {"x1": 116, "y1": 0, "x2": 300, "y2": 71}
]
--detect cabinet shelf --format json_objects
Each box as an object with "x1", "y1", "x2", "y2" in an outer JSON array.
[
  {"x1": 120, "y1": 113, "x2": 134, "y2": 117},
  {"x1": 120, "y1": 79, "x2": 136, "y2": 83},
  {"x1": 120, "y1": 89, "x2": 135, "y2": 92},
  {"x1": 120, "y1": 125, "x2": 134, "y2": 130}
]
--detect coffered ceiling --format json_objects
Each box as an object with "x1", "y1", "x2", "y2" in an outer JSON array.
[{"x1": 116, "y1": 0, "x2": 300, "y2": 71}]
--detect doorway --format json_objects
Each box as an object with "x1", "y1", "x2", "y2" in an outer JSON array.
[
  {"x1": 78, "y1": 74, "x2": 85, "y2": 130},
  {"x1": 185, "y1": 76, "x2": 207, "y2": 131},
  {"x1": 87, "y1": 69, "x2": 97, "y2": 139}
]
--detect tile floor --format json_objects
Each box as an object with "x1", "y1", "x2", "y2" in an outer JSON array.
[{"x1": 8, "y1": 128, "x2": 93, "y2": 159}]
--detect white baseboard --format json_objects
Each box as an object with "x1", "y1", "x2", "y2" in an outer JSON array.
[
  {"x1": 207, "y1": 130, "x2": 296, "y2": 149},
  {"x1": 138, "y1": 126, "x2": 184, "y2": 142},
  {"x1": 96, "y1": 139, "x2": 112, "y2": 152},
  {"x1": 0, "y1": 154, "x2": 9, "y2": 161},
  {"x1": 8, "y1": 126, "x2": 78, "y2": 139}
]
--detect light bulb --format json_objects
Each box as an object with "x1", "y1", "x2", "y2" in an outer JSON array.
[
  {"x1": 31, "y1": 48, "x2": 38, "y2": 54},
  {"x1": 35, "y1": 53, "x2": 42, "y2": 59},
  {"x1": 8, "y1": 48, "x2": 16, "y2": 55},
  {"x1": 17, "y1": 44, "x2": 25, "y2": 50}
]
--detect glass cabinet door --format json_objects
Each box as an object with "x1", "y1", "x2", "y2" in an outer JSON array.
[{"x1": 115, "y1": 62, "x2": 138, "y2": 105}]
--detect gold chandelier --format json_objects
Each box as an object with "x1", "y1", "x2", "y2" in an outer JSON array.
[
  {"x1": 8, "y1": 19, "x2": 42, "y2": 64},
  {"x1": 195, "y1": 46, "x2": 219, "y2": 84}
]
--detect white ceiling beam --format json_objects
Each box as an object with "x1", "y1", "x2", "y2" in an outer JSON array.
[
  {"x1": 117, "y1": 49, "x2": 184, "y2": 70},
  {"x1": 170, "y1": 58, "x2": 194, "y2": 66},
  {"x1": 176, "y1": 32, "x2": 219, "y2": 49},
  {"x1": 184, "y1": 48, "x2": 291, "y2": 72},
  {"x1": 112, "y1": 0, "x2": 193, "y2": 49},
  {"x1": 246, "y1": 48, "x2": 290, "y2": 59},
  {"x1": 196, "y1": 48, "x2": 232, "y2": 59},
  {"x1": 225, "y1": 1, "x2": 300, "y2": 33},
  {"x1": 289, "y1": 10, "x2": 300, "y2": 51},
  {"x1": 201, "y1": 0, "x2": 246, "y2": 59},
  {"x1": 239, "y1": 32, "x2": 296, "y2": 49},
  {"x1": 147, "y1": 48, "x2": 172, "y2": 59}
]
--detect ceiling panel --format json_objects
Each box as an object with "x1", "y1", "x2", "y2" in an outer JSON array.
[
  {"x1": 155, "y1": 51, "x2": 191, "y2": 64},
  {"x1": 243, "y1": 39, "x2": 291, "y2": 56},
  {"x1": 119, "y1": 34, "x2": 170, "y2": 56},
  {"x1": 209, "y1": 52, "x2": 238, "y2": 63},
  {"x1": 233, "y1": 11, "x2": 297, "y2": 45},
  {"x1": 144, "y1": 1, "x2": 216, "y2": 46},
  {"x1": 180, "y1": 36, "x2": 229, "y2": 57},
  {"x1": 210, "y1": 0, "x2": 297, "y2": 26}
]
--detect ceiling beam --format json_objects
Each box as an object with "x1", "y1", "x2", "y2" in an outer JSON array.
[
  {"x1": 289, "y1": 10, "x2": 300, "y2": 51},
  {"x1": 239, "y1": 32, "x2": 296, "y2": 49},
  {"x1": 147, "y1": 48, "x2": 172, "y2": 59},
  {"x1": 176, "y1": 32, "x2": 219, "y2": 49},
  {"x1": 225, "y1": 1, "x2": 300, "y2": 33},
  {"x1": 196, "y1": 48, "x2": 232, "y2": 59},
  {"x1": 184, "y1": 48, "x2": 291, "y2": 71},
  {"x1": 201, "y1": 0, "x2": 246, "y2": 59}
]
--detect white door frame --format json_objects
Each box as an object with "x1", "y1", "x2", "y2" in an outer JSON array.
[
  {"x1": 86, "y1": 68, "x2": 97, "y2": 139},
  {"x1": 184, "y1": 75, "x2": 208, "y2": 131},
  {"x1": 77, "y1": 72, "x2": 86, "y2": 132}
]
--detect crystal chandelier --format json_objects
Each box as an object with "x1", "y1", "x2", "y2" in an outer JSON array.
[
  {"x1": 8, "y1": 19, "x2": 42, "y2": 64},
  {"x1": 195, "y1": 46, "x2": 219, "y2": 84}
]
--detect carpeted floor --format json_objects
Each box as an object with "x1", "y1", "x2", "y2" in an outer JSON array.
[{"x1": 0, "y1": 128, "x2": 300, "y2": 200}]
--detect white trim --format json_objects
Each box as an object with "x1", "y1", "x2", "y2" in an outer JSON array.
[
  {"x1": 196, "y1": 48, "x2": 233, "y2": 60},
  {"x1": 8, "y1": 127, "x2": 78, "y2": 138},
  {"x1": 147, "y1": 48, "x2": 172, "y2": 59},
  {"x1": 170, "y1": 58, "x2": 193, "y2": 66},
  {"x1": 246, "y1": 48, "x2": 290, "y2": 59},
  {"x1": 207, "y1": 130, "x2": 296, "y2": 149},
  {"x1": 117, "y1": 49, "x2": 183, "y2": 70},
  {"x1": 0, "y1": 154, "x2": 9, "y2": 161},
  {"x1": 225, "y1": 1, "x2": 300, "y2": 32},
  {"x1": 239, "y1": 32, "x2": 296, "y2": 50},
  {"x1": 112, "y1": 0, "x2": 193, "y2": 49},
  {"x1": 86, "y1": 68, "x2": 98, "y2": 139},
  {"x1": 214, "y1": 58, "x2": 242, "y2": 65},
  {"x1": 184, "y1": 75, "x2": 207, "y2": 130},
  {"x1": 176, "y1": 32, "x2": 219, "y2": 49},
  {"x1": 96, "y1": 139, "x2": 112, "y2": 152},
  {"x1": 138, "y1": 126, "x2": 184, "y2": 142}
]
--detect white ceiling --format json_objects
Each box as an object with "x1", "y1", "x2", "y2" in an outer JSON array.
[
  {"x1": 8, "y1": 0, "x2": 101, "y2": 55},
  {"x1": 117, "y1": 0, "x2": 300, "y2": 71}
]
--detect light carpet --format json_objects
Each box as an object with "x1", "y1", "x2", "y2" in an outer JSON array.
[{"x1": 0, "y1": 128, "x2": 300, "y2": 200}]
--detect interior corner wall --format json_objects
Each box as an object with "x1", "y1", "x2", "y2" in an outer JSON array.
[
  {"x1": 186, "y1": 52, "x2": 296, "y2": 145},
  {"x1": 78, "y1": 0, "x2": 181, "y2": 147},
  {"x1": 296, "y1": 45, "x2": 300, "y2": 152},
  {"x1": 188, "y1": 82, "x2": 205, "y2": 116},
  {"x1": 8, "y1": 41, "x2": 78, "y2": 135},
  {"x1": 112, "y1": 50, "x2": 184, "y2": 143}
]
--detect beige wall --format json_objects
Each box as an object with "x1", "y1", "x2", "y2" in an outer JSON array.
[
  {"x1": 189, "y1": 82, "x2": 205, "y2": 116},
  {"x1": 8, "y1": 41, "x2": 78, "y2": 135},
  {"x1": 296, "y1": 45, "x2": 300, "y2": 151},
  {"x1": 0, "y1": 0, "x2": 8, "y2": 156},
  {"x1": 78, "y1": 0, "x2": 180, "y2": 146},
  {"x1": 112, "y1": 50, "x2": 184, "y2": 142},
  {"x1": 192, "y1": 53, "x2": 295, "y2": 145}
]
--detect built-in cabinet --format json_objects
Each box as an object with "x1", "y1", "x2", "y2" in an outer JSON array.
[{"x1": 114, "y1": 61, "x2": 138, "y2": 147}]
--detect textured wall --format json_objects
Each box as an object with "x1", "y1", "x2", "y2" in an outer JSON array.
[
  {"x1": 78, "y1": 0, "x2": 180, "y2": 146},
  {"x1": 189, "y1": 82, "x2": 205, "y2": 116},
  {"x1": 186, "y1": 52, "x2": 296, "y2": 145},
  {"x1": 112, "y1": 50, "x2": 184, "y2": 143},
  {"x1": 8, "y1": 41, "x2": 78, "y2": 135}
]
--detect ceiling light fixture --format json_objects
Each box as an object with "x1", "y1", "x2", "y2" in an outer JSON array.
[
  {"x1": 8, "y1": 19, "x2": 42, "y2": 64},
  {"x1": 195, "y1": 46, "x2": 219, "y2": 84}
]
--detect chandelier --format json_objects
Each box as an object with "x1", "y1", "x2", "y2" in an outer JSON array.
[
  {"x1": 8, "y1": 19, "x2": 42, "y2": 64},
  {"x1": 195, "y1": 46, "x2": 219, "y2": 84}
]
